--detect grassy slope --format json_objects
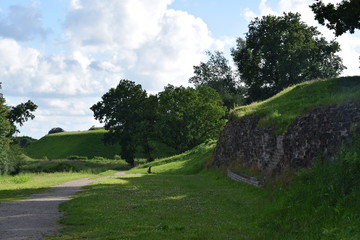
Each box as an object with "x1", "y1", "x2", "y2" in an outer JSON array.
[
  {"x1": 25, "y1": 129, "x2": 176, "y2": 159},
  {"x1": 128, "y1": 140, "x2": 216, "y2": 175},
  {"x1": 231, "y1": 76, "x2": 360, "y2": 133}
]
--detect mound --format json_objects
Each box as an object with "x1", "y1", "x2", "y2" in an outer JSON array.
[
  {"x1": 25, "y1": 129, "x2": 176, "y2": 160},
  {"x1": 214, "y1": 76, "x2": 360, "y2": 176}
]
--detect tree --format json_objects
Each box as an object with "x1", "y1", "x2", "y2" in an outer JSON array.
[
  {"x1": 157, "y1": 85, "x2": 226, "y2": 152},
  {"x1": 7, "y1": 100, "x2": 37, "y2": 136},
  {"x1": 189, "y1": 51, "x2": 244, "y2": 109},
  {"x1": 189, "y1": 51, "x2": 243, "y2": 109},
  {"x1": 91, "y1": 79, "x2": 154, "y2": 165},
  {"x1": 0, "y1": 83, "x2": 12, "y2": 174},
  {"x1": 0, "y1": 82, "x2": 37, "y2": 174},
  {"x1": 231, "y1": 12, "x2": 345, "y2": 103},
  {"x1": 310, "y1": 0, "x2": 360, "y2": 36},
  {"x1": 48, "y1": 127, "x2": 65, "y2": 134}
]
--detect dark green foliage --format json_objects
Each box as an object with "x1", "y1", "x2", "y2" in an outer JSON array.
[
  {"x1": 157, "y1": 85, "x2": 226, "y2": 153},
  {"x1": 0, "y1": 97, "x2": 11, "y2": 174},
  {"x1": 91, "y1": 80, "x2": 153, "y2": 165},
  {"x1": 48, "y1": 127, "x2": 65, "y2": 134},
  {"x1": 0, "y1": 84, "x2": 13, "y2": 174},
  {"x1": 310, "y1": 0, "x2": 360, "y2": 36},
  {"x1": 232, "y1": 12, "x2": 345, "y2": 103},
  {"x1": 189, "y1": 51, "x2": 244, "y2": 109},
  {"x1": 14, "y1": 136, "x2": 37, "y2": 148}
]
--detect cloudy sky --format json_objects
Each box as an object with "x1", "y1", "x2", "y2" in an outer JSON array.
[{"x1": 1, "y1": 0, "x2": 359, "y2": 139}]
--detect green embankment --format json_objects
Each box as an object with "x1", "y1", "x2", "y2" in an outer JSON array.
[
  {"x1": 25, "y1": 129, "x2": 176, "y2": 159},
  {"x1": 231, "y1": 76, "x2": 360, "y2": 133}
]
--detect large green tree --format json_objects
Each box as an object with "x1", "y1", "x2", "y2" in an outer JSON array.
[
  {"x1": 157, "y1": 85, "x2": 226, "y2": 152},
  {"x1": 310, "y1": 0, "x2": 360, "y2": 36},
  {"x1": 91, "y1": 80, "x2": 154, "y2": 165},
  {"x1": 0, "y1": 84, "x2": 12, "y2": 174},
  {"x1": 189, "y1": 51, "x2": 244, "y2": 109},
  {"x1": 0, "y1": 83, "x2": 37, "y2": 174},
  {"x1": 231, "y1": 12, "x2": 345, "y2": 103}
]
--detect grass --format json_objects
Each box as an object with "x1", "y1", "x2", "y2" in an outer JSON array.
[
  {"x1": 0, "y1": 156, "x2": 132, "y2": 202},
  {"x1": 49, "y1": 172, "x2": 268, "y2": 240},
  {"x1": 25, "y1": 129, "x2": 176, "y2": 159},
  {"x1": 45, "y1": 135, "x2": 360, "y2": 239},
  {"x1": 128, "y1": 140, "x2": 216, "y2": 175},
  {"x1": 231, "y1": 76, "x2": 360, "y2": 133},
  {"x1": 0, "y1": 172, "x2": 97, "y2": 201}
]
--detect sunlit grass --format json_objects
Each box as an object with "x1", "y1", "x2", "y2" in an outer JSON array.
[
  {"x1": 49, "y1": 172, "x2": 268, "y2": 240},
  {"x1": 25, "y1": 129, "x2": 176, "y2": 160},
  {"x1": 231, "y1": 76, "x2": 360, "y2": 133},
  {"x1": 0, "y1": 172, "x2": 96, "y2": 201},
  {"x1": 129, "y1": 141, "x2": 216, "y2": 175}
]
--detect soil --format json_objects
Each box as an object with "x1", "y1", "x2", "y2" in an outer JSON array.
[{"x1": 0, "y1": 172, "x2": 126, "y2": 240}]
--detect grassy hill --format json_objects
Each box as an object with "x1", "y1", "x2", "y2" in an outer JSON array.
[
  {"x1": 25, "y1": 129, "x2": 176, "y2": 160},
  {"x1": 231, "y1": 76, "x2": 360, "y2": 133}
]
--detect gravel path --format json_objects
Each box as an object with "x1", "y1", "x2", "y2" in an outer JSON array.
[{"x1": 0, "y1": 177, "x2": 102, "y2": 240}]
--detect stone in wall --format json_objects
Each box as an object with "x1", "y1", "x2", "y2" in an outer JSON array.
[{"x1": 213, "y1": 101, "x2": 360, "y2": 177}]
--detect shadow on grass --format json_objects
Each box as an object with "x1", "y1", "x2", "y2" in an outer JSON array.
[{"x1": 52, "y1": 173, "x2": 267, "y2": 240}]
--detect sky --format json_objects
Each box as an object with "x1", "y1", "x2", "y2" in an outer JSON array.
[{"x1": 0, "y1": 0, "x2": 359, "y2": 139}]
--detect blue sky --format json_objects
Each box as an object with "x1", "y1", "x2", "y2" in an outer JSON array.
[{"x1": 0, "y1": 0, "x2": 359, "y2": 139}]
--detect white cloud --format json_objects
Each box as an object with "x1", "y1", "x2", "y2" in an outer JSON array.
[
  {"x1": 2, "y1": 0, "x2": 233, "y2": 138},
  {"x1": 62, "y1": 0, "x2": 226, "y2": 91},
  {"x1": 0, "y1": 3, "x2": 51, "y2": 41},
  {"x1": 242, "y1": 8, "x2": 257, "y2": 22}
]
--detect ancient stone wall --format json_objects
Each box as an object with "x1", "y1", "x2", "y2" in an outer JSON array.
[{"x1": 213, "y1": 101, "x2": 360, "y2": 177}]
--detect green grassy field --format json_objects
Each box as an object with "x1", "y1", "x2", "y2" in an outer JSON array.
[
  {"x1": 1, "y1": 77, "x2": 356, "y2": 239},
  {"x1": 25, "y1": 129, "x2": 176, "y2": 160},
  {"x1": 0, "y1": 157, "x2": 131, "y2": 202},
  {"x1": 46, "y1": 137, "x2": 360, "y2": 240},
  {"x1": 41, "y1": 77, "x2": 360, "y2": 239}
]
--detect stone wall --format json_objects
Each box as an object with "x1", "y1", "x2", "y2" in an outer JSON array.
[{"x1": 213, "y1": 101, "x2": 360, "y2": 177}]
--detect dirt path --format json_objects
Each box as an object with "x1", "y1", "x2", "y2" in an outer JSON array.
[{"x1": 0, "y1": 172, "x2": 126, "y2": 240}]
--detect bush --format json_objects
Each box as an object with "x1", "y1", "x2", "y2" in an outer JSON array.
[{"x1": 48, "y1": 127, "x2": 65, "y2": 134}]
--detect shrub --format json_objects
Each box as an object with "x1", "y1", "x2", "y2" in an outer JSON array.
[{"x1": 48, "y1": 127, "x2": 65, "y2": 134}]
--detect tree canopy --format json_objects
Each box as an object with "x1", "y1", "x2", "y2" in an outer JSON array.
[
  {"x1": 91, "y1": 79, "x2": 150, "y2": 166},
  {"x1": 189, "y1": 51, "x2": 244, "y2": 109},
  {"x1": 157, "y1": 85, "x2": 226, "y2": 152},
  {"x1": 0, "y1": 82, "x2": 37, "y2": 174},
  {"x1": 91, "y1": 80, "x2": 226, "y2": 163},
  {"x1": 310, "y1": 0, "x2": 360, "y2": 36},
  {"x1": 231, "y1": 12, "x2": 345, "y2": 103},
  {"x1": 0, "y1": 85, "x2": 12, "y2": 174}
]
